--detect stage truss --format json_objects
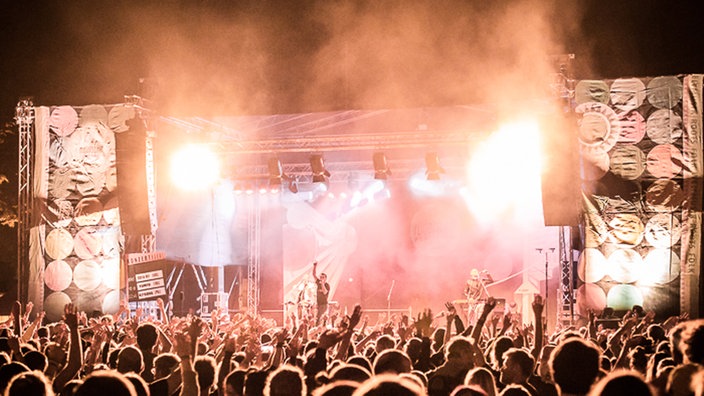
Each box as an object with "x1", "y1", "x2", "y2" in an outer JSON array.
[{"x1": 16, "y1": 98, "x2": 33, "y2": 303}]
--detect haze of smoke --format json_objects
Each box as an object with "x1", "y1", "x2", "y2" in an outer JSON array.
[{"x1": 102, "y1": 0, "x2": 588, "y2": 117}]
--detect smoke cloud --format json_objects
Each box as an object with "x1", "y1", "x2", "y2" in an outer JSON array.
[{"x1": 40, "y1": 1, "x2": 589, "y2": 116}]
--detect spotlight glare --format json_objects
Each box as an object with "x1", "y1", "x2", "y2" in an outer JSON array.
[
  {"x1": 170, "y1": 144, "x2": 220, "y2": 190},
  {"x1": 465, "y1": 120, "x2": 543, "y2": 223},
  {"x1": 350, "y1": 191, "x2": 363, "y2": 207}
]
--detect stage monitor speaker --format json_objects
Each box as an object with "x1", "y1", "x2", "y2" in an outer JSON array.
[
  {"x1": 115, "y1": 118, "x2": 151, "y2": 236},
  {"x1": 202, "y1": 266, "x2": 220, "y2": 293},
  {"x1": 494, "y1": 298, "x2": 506, "y2": 314},
  {"x1": 199, "y1": 266, "x2": 241, "y2": 311},
  {"x1": 170, "y1": 263, "x2": 202, "y2": 317},
  {"x1": 540, "y1": 114, "x2": 580, "y2": 226},
  {"x1": 223, "y1": 266, "x2": 242, "y2": 311}
]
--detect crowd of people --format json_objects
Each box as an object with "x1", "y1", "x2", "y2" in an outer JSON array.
[{"x1": 0, "y1": 290, "x2": 702, "y2": 396}]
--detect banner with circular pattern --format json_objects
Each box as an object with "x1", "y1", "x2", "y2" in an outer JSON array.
[
  {"x1": 28, "y1": 104, "x2": 136, "y2": 320},
  {"x1": 579, "y1": 75, "x2": 702, "y2": 319}
]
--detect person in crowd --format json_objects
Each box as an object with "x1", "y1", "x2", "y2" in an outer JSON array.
[
  {"x1": 312, "y1": 261, "x2": 330, "y2": 326},
  {"x1": 264, "y1": 364, "x2": 306, "y2": 396},
  {"x1": 135, "y1": 322, "x2": 159, "y2": 383},
  {"x1": 74, "y1": 370, "x2": 137, "y2": 396},
  {"x1": 5, "y1": 369, "x2": 53, "y2": 396},
  {"x1": 465, "y1": 366, "x2": 497, "y2": 396},
  {"x1": 549, "y1": 337, "x2": 602, "y2": 396},
  {"x1": 194, "y1": 355, "x2": 218, "y2": 396},
  {"x1": 588, "y1": 370, "x2": 654, "y2": 396},
  {"x1": 499, "y1": 348, "x2": 537, "y2": 396},
  {"x1": 427, "y1": 337, "x2": 475, "y2": 396},
  {"x1": 117, "y1": 346, "x2": 144, "y2": 376}
]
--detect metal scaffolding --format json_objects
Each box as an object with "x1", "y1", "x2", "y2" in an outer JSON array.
[
  {"x1": 140, "y1": 130, "x2": 158, "y2": 253},
  {"x1": 557, "y1": 226, "x2": 575, "y2": 326},
  {"x1": 246, "y1": 195, "x2": 261, "y2": 314},
  {"x1": 15, "y1": 99, "x2": 34, "y2": 303},
  {"x1": 551, "y1": 54, "x2": 577, "y2": 327}
]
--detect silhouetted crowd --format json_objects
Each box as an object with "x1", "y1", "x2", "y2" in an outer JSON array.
[{"x1": 0, "y1": 293, "x2": 702, "y2": 396}]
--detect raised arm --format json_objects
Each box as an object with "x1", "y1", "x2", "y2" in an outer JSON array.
[
  {"x1": 335, "y1": 305, "x2": 362, "y2": 361},
  {"x1": 531, "y1": 294, "x2": 544, "y2": 361},
  {"x1": 444, "y1": 302, "x2": 458, "y2": 344},
  {"x1": 53, "y1": 304, "x2": 83, "y2": 394},
  {"x1": 177, "y1": 317, "x2": 203, "y2": 396},
  {"x1": 470, "y1": 297, "x2": 497, "y2": 345}
]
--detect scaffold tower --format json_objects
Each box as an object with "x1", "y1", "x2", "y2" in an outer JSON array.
[{"x1": 16, "y1": 98, "x2": 34, "y2": 304}]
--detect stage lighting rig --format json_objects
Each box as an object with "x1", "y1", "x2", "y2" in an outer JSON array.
[
  {"x1": 373, "y1": 152, "x2": 392, "y2": 180},
  {"x1": 425, "y1": 152, "x2": 444, "y2": 180},
  {"x1": 310, "y1": 154, "x2": 331, "y2": 183}
]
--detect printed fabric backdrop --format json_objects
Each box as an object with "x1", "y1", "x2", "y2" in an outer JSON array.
[
  {"x1": 28, "y1": 104, "x2": 137, "y2": 321},
  {"x1": 576, "y1": 75, "x2": 703, "y2": 318}
]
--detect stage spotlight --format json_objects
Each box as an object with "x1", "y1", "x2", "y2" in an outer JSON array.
[
  {"x1": 268, "y1": 157, "x2": 286, "y2": 186},
  {"x1": 288, "y1": 177, "x2": 299, "y2": 193},
  {"x1": 170, "y1": 144, "x2": 219, "y2": 190},
  {"x1": 425, "y1": 152, "x2": 444, "y2": 180},
  {"x1": 310, "y1": 154, "x2": 331, "y2": 183},
  {"x1": 373, "y1": 152, "x2": 391, "y2": 180}
]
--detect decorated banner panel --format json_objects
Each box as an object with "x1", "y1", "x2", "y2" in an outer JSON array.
[
  {"x1": 29, "y1": 104, "x2": 137, "y2": 321},
  {"x1": 577, "y1": 75, "x2": 703, "y2": 318}
]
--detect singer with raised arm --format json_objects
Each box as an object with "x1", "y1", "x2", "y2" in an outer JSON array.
[
  {"x1": 463, "y1": 268, "x2": 493, "y2": 324},
  {"x1": 312, "y1": 261, "x2": 330, "y2": 325}
]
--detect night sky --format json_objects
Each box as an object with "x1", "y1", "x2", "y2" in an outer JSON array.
[
  {"x1": 2, "y1": 1, "x2": 704, "y2": 117},
  {"x1": 0, "y1": 0, "x2": 703, "y2": 300}
]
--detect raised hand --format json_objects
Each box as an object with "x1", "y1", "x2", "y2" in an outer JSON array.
[
  {"x1": 24, "y1": 302, "x2": 34, "y2": 321},
  {"x1": 445, "y1": 302, "x2": 457, "y2": 321},
  {"x1": 78, "y1": 311, "x2": 88, "y2": 327},
  {"x1": 532, "y1": 294, "x2": 544, "y2": 315},
  {"x1": 401, "y1": 314, "x2": 409, "y2": 327},
  {"x1": 318, "y1": 328, "x2": 344, "y2": 350},
  {"x1": 223, "y1": 334, "x2": 237, "y2": 353},
  {"x1": 173, "y1": 331, "x2": 192, "y2": 358},
  {"x1": 414, "y1": 309, "x2": 433, "y2": 338},
  {"x1": 490, "y1": 313, "x2": 500, "y2": 328},
  {"x1": 642, "y1": 310, "x2": 656, "y2": 325},
  {"x1": 501, "y1": 313, "x2": 512, "y2": 330},
  {"x1": 382, "y1": 320, "x2": 394, "y2": 336},
  {"x1": 483, "y1": 297, "x2": 497, "y2": 313},
  {"x1": 588, "y1": 309, "x2": 596, "y2": 324},
  {"x1": 64, "y1": 303, "x2": 79, "y2": 330},
  {"x1": 349, "y1": 304, "x2": 363, "y2": 329},
  {"x1": 11, "y1": 301, "x2": 21, "y2": 336},
  {"x1": 275, "y1": 328, "x2": 289, "y2": 344},
  {"x1": 377, "y1": 312, "x2": 387, "y2": 325}
]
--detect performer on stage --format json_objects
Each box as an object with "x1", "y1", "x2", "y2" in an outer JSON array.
[
  {"x1": 463, "y1": 268, "x2": 493, "y2": 324},
  {"x1": 464, "y1": 269, "x2": 492, "y2": 300},
  {"x1": 464, "y1": 269, "x2": 483, "y2": 301},
  {"x1": 312, "y1": 261, "x2": 330, "y2": 325}
]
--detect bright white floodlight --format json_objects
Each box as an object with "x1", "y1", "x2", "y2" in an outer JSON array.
[{"x1": 170, "y1": 144, "x2": 220, "y2": 190}]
